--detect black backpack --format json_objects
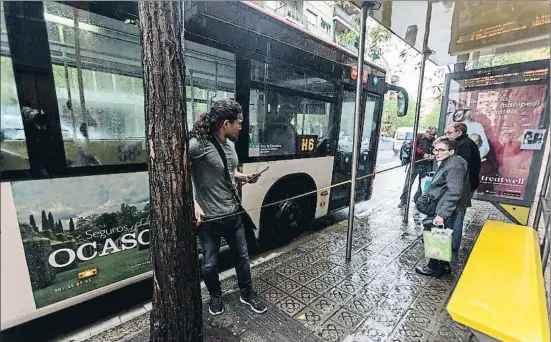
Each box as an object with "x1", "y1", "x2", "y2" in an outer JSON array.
[{"x1": 400, "y1": 140, "x2": 411, "y2": 166}]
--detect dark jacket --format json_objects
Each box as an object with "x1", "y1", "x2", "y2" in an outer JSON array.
[
  {"x1": 455, "y1": 134, "x2": 481, "y2": 192},
  {"x1": 426, "y1": 154, "x2": 471, "y2": 220},
  {"x1": 410, "y1": 133, "x2": 434, "y2": 167}
]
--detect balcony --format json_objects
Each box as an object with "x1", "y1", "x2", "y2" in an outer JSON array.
[
  {"x1": 333, "y1": 2, "x2": 359, "y2": 34},
  {"x1": 274, "y1": 3, "x2": 310, "y2": 29}
]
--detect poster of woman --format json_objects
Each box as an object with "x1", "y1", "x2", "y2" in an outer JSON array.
[{"x1": 444, "y1": 82, "x2": 548, "y2": 201}]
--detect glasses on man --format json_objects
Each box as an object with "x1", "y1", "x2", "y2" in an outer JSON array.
[{"x1": 433, "y1": 148, "x2": 450, "y2": 153}]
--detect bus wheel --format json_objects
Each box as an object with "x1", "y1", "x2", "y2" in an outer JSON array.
[{"x1": 260, "y1": 180, "x2": 316, "y2": 249}]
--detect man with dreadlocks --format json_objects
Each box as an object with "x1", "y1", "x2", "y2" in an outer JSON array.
[{"x1": 189, "y1": 99, "x2": 267, "y2": 316}]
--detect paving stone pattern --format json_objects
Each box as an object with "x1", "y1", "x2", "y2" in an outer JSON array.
[
  {"x1": 92, "y1": 200, "x2": 513, "y2": 342},
  {"x1": 205, "y1": 200, "x2": 510, "y2": 342}
]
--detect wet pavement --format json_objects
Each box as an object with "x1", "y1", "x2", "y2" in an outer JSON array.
[{"x1": 84, "y1": 198, "x2": 515, "y2": 342}]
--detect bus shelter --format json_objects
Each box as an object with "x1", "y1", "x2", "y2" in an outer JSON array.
[{"x1": 348, "y1": 1, "x2": 550, "y2": 341}]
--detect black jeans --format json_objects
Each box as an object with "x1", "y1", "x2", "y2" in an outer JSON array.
[
  {"x1": 401, "y1": 164, "x2": 429, "y2": 202},
  {"x1": 197, "y1": 214, "x2": 253, "y2": 297}
]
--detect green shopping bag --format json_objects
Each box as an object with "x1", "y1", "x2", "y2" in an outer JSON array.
[{"x1": 423, "y1": 227, "x2": 453, "y2": 261}]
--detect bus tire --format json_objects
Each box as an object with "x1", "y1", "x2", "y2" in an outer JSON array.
[{"x1": 259, "y1": 175, "x2": 316, "y2": 250}]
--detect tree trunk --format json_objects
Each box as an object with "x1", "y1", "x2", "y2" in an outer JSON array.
[{"x1": 138, "y1": 2, "x2": 203, "y2": 341}]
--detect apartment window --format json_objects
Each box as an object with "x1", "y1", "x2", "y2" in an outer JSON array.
[
  {"x1": 305, "y1": 9, "x2": 317, "y2": 28},
  {"x1": 321, "y1": 19, "x2": 331, "y2": 35}
]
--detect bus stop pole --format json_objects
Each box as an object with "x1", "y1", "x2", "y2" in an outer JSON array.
[
  {"x1": 403, "y1": 2, "x2": 433, "y2": 223},
  {"x1": 346, "y1": 1, "x2": 378, "y2": 262}
]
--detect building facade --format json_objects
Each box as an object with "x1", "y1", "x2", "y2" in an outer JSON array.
[{"x1": 256, "y1": 1, "x2": 359, "y2": 52}]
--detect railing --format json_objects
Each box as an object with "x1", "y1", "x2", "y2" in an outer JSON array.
[
  {"x1": 274, "y1": 4, "x2": 309, "y2": 29},
  {"x1": 333, "y1": 4, "x2": 358, "y2": 30}
]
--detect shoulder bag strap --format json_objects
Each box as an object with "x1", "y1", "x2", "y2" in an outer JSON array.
[{"x1": 209, "y1": 137, "x2": 242, "y2": 204}]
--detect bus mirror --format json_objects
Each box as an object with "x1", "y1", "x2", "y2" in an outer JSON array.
[
  {"x1": 385, "y1": 84, "x2": 409, "y2": 117},
  {"x1": 397, "y1": 91, "x2": 408, "y2": 117}
]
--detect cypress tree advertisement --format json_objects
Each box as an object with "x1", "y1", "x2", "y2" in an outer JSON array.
[{"x1": 11, "y1": 172, "x2": 152, "y2": 308}]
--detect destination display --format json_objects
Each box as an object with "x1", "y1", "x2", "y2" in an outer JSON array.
[{"x1": 449, "y1": 2, "x2": 550, "y2": 56}]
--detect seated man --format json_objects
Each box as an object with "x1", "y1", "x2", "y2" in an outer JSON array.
[{"x1": 265, "y1": 103, "x2": 297, "y2": 156}]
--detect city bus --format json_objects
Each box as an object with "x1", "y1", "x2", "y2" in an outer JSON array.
[{"x1": 0, "y1": 1, "x2": 408, "y2": 329}]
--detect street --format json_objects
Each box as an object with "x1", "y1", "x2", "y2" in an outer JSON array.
[{"x1": 375, "y1": 149, "x2": 400, "y2": 170}]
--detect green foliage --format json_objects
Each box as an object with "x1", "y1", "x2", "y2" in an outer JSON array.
[
  {"x1": 20, "y1": 223, "x2": 38, "y2": 240},
  {"x1": 368, "y1": 25, "x2": 391, "y2": 50},
  {"x1": 55, "y1": 233, "x2": 67, "y2": 242},
  {"x1": 76, "y1": 214, "x2": 99, "y2": 232},
  {"x1": 22, "y1": 238, "x2": 56, "y2": 290},
  {"x1": 48, "y1": 212, "x2": 55, "y2": 232},
  {"x1": 32, "y1": 247, "x2": 150, "y2": 308},
  {"x1": 337, "y1": 29, "x2": 358, "y2": 46},
  {"x1": 41, "y1": 230, "x2": 53, "y2": 240},
  {"x1": 380, "y1": 98, "x2": 417, "y2": 137},
  {"x1": 421, "y1": 99, "x2": 442, "y2": 129},
  {"x1": 29, "y1": 215, "x2": 38, "y2": 232},
  {"x1": 41, "y1": 210, "x2": 48, "y2": 231},
  {"x1": 118, "y1": 203, "x2": 139, "y2": 229}
]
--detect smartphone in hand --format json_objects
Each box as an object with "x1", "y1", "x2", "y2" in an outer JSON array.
[{"x1": 244, "y1": 166, "x2": 269, "y2": 184}]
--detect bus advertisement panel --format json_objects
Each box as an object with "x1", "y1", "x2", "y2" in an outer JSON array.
[
  {"x1": 442, "y1": 60, "x2": 549, "y2": 206},
  {"x1": 11, "y1": 172, "x2": 152, "y2": 309}
]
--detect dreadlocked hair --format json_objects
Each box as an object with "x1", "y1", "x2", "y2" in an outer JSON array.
[{"x1": 190, "y1": 99, "x2": 243, "y2": 141}]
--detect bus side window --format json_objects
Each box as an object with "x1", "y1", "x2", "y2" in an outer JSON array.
[
  {"x1": 0, "y1": 4, "x2": 30, "y2": 172},
  {"x1": 249, "y1": 89, "x2": 332, "y2": 158},
  {"x1": 184, "y1": 41, "x2": 236, "y2": 130},
  {"x1": 44, "y1": 2, "x2": 146, "y2": 167}
]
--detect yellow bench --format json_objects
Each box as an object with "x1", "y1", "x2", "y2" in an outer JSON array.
[{"x1": 447, "y1": 220, "x2": 550, "y2": 342}]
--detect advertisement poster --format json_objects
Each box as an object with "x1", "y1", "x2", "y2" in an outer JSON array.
[
  {"x1": 444, "y1": 82, "x2": 548, "y2": 202},
  {"x1": 11, "y1": 172, "x2": 151, "y2": 309}
]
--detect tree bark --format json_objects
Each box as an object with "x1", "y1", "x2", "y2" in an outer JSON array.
[{"x1": 138, "y1": 2, "x2": 203, "y2": 341}]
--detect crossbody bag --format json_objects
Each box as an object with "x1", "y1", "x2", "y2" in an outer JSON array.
[{"x1": 208, "y1": 137, "x2": 259, "y2": 248}]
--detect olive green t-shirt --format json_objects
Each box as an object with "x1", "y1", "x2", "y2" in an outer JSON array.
[{"x1": 189, "y1": 137, "x2": 240, "y2": 219}]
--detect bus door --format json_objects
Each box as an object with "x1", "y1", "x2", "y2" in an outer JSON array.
[{"x1": 329, "y1": 90, "x2": 380, "y2": 211}]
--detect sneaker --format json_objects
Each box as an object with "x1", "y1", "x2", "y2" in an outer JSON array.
[
  {"x1": 208, "y1": 295, "x2": 224, "y2": 316},
  {"x1": 240, "y1": 291, "x2": 267, "y2": 314},
  {"x1": 397, "y1": 201, "x2": 406, "y2": 208}
]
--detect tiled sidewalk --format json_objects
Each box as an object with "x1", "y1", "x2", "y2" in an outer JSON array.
[{"x1": 86, "y1": 200, "x2": 511, "y2": 342}]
